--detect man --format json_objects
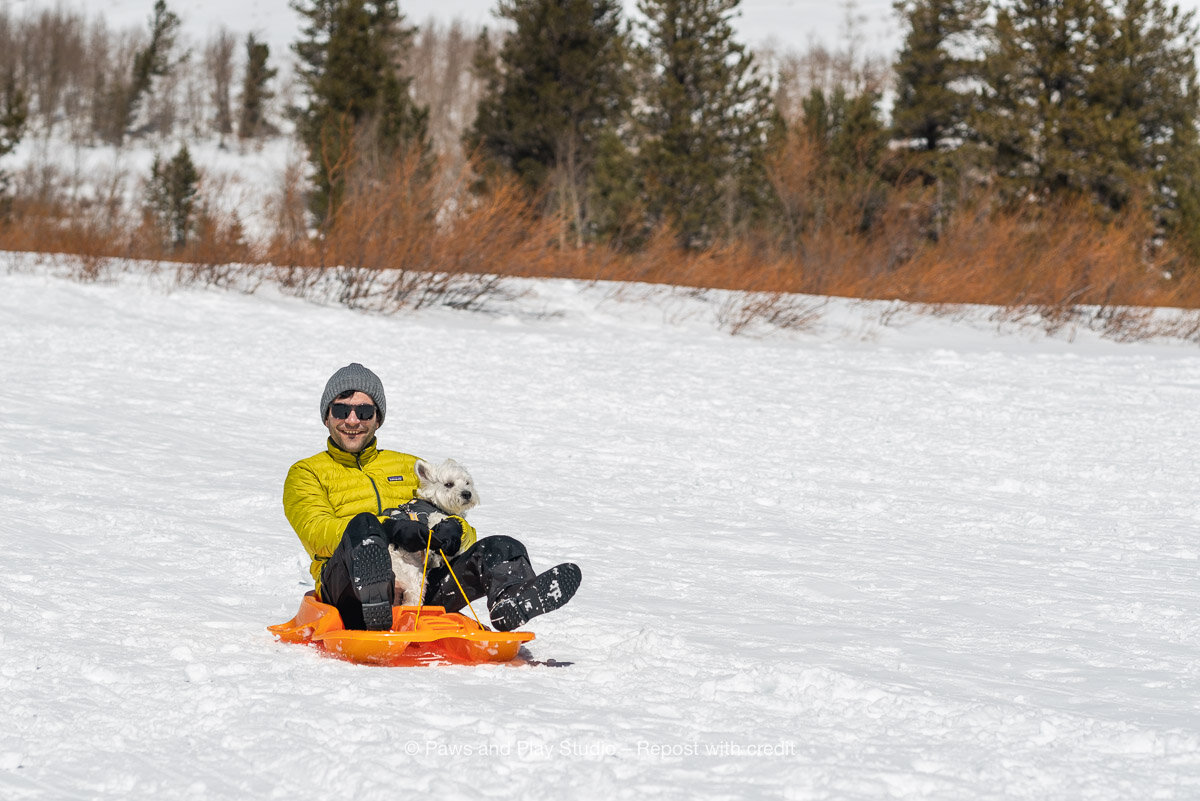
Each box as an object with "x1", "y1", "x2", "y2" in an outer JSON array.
[{"x1": 283, "y1": 363, "x2": 581, "y2": 631}]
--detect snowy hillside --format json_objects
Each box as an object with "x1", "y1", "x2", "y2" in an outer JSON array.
[
  {"x1": 13, "y1": 0, "x2": 902, "y2": 57},
  {"x1": 2, "y1": 261, "x2": 1200, "y2": 799}
]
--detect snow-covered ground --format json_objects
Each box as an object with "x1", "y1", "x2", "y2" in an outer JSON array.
[
  {"x1": 10, "y1": 134, "x2": 302, "y2": 243},
  {"x1": 2, "y1": 260, "x2": 1200, "y2": 798}
]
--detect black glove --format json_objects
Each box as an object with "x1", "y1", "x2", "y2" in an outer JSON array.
[
  {"x1": 429, "y1": 518, "x2": 463, "y2": 555},
  {"x1": 382, "y1": 515, "x2": 429, "y2": 552}
]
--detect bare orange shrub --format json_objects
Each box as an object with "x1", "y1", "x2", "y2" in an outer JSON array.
[
  {"x1": 875, "y1": 200, "x2": 1141, "y2": 301},
  {"x1": 6, "y1": 126, "x2": 1200, "y2": 341},
  {"x1": 0, "y1": 196, "x2": 129, "y2": 280}
]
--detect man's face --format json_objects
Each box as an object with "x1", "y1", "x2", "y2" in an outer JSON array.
[{"x1": 324, "y1": 391, "x2": 380, "y2": 454}]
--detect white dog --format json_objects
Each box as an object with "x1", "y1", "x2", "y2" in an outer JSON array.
[
  {"x1": 414, "y1": 457, "x2": 480, "y2": 520},
  {"x1": 387, "y1": 458, "x2": 480, "y2": 607}
]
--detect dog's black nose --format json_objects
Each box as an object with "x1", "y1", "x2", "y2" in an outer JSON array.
[{"x1": 461, "y1": 491, "x2": 472, "y2": 501}]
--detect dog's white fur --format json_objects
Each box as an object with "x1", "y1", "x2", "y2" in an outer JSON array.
[
  {"x1": 389, "y1": 458, "x2": 480, "y2": 606},
  {"x1": 414, "y1": 457, "x2": 480, "y2": 519}
]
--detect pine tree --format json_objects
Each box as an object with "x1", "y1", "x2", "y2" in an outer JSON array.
[
  {"x1": 975, "y1": 0, "x2": 1200, "y2": 232},
  {"x1": 466, "y1": 0, "x2": 630, "y2": 246},
  {"x1": 1096, "y1": 0, "x2": 1200, "y2": 238},
  {"x1": 634, "y1": 0, "x2": 781, "y2": 250},
  {"x1": 974, "y1": 0, "x2": 1123, "y2": 204},
  {"x1": 889, "y1": 0, "x2": 988, "y2": 238},
  {"x1": 127, "y1": 0, "x2": 183, "y2": 135},
  {"x1": 795, "y1": 86, "x2": 890, "y2": 235},
  {"x1": 0, "y1": 72, "x2": 25, "y2": 162},
  {"x1": 891, "y1": 0, "x2": 987, "y2": 153},
  {"x1": 238, "y1": 33, "x2": 278, "y2": 139},
  {"x1": 145, "y1": 143, "x2": 200, "y2": 250},
  {"x1": 291, "y1": 0, "x2": 430, "y2": 225},
  {"x1": 0, "y1": 71, "x2": 28, "y2": 216},
  {"x1": 803, "y1": 88, "x2": 888, "y2": 182},
  {"x1": 92, "y1": 0, "x2": 182, "y2": 144},
  {"x1": 587, "y1": 127, "x2": 645, "y2": 248}
]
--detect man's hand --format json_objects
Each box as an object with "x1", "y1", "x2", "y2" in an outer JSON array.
[
  {"x1": 382, "y1": 515, "x2": 429, "y2": 552},
  {"x1": 429, "y1": 518, "x2": 463, "y2": 556}
]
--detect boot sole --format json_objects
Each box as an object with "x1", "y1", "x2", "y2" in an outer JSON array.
[
  {"x1": 351, "y1": 536, "x2": 394, "y2": 631},
  {"x1": 491, "y1": 563, "x2": 581, "y2": 632}
]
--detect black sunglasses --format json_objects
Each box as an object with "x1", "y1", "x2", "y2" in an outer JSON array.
[{"x1": 330, "y1": 402, "x2": 376, "y2": 421}]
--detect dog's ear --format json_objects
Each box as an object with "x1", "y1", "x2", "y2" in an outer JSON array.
[{"x1": 415, "y1": 459, "x2": 433, "y2": 483}]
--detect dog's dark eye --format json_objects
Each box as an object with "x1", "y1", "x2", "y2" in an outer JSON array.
[{"x1": 444, "y1": 482, "x2": 454, "y2": 488}]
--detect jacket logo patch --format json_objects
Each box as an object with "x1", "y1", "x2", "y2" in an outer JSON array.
[{"x1": 387, "y1": 475, "x2": 406, "y2": 482}]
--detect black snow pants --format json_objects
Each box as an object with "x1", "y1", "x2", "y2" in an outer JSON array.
[{"x1": 318, "y1": 512, "x2": 537, "y2": 629}]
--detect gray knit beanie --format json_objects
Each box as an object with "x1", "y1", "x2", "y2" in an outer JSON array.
[{"x1": 320, "y1": 363, "x2": 386, "y2": 425}]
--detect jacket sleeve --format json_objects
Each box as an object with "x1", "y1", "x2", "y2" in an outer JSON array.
[
  {"x1": 449, "y1": 515, "x2": 477, "y2": 555},
  {"x1": 283, "y1": 461, "x2": 359, "y2": 562}
]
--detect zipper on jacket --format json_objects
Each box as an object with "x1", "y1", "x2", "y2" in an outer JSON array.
[{"x1": 356, "y1": 451, "x2": 384, "y2": 514}]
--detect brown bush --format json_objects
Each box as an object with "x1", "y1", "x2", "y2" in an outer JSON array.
[
  {"x1": 5, "y1": 124, "x2": 1200, "y2": 341},
  {"x1": 261, "y1": 149, "x2": 562, "y2": 311}
]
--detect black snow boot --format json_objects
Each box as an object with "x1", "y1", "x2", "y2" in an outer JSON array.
[
  {"x1": 350, "y1": 531, "x2": 394, "y2": 631},
  {"x1": 488, "y1": 563, "x2": 581, "y2": 632}
]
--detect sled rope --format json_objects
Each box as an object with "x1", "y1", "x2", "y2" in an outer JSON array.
[
  {"x1": 412, "y1": 523, "x2": 484, "y2": 629},
  {"x1": 439, "y1": 549, "x2": 484, "y2": 628},
  {"x1": 414, "y1": 525, "x2": 434, "y2": 628}
]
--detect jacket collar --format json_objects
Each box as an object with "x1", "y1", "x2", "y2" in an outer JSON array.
[{"x1": 326, "y1": 437, "x2": 379, "y2": 467}]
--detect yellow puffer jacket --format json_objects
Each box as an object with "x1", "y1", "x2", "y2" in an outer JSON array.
[{"x1": 282, "y1": 438, "x2": 477, "y2": 593}]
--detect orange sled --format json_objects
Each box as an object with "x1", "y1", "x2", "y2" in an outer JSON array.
[{"x1": 269, "y1": 593, "x2": 534, "y2": 666}]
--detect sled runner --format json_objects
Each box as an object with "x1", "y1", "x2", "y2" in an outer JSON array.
[{"x1": 269, "y1": 592, "x2": 534, "y2": 666}]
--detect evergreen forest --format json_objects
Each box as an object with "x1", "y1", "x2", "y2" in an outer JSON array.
[{"x1": 3, "y1": 0, "x2": 1200, "y2": 338}]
